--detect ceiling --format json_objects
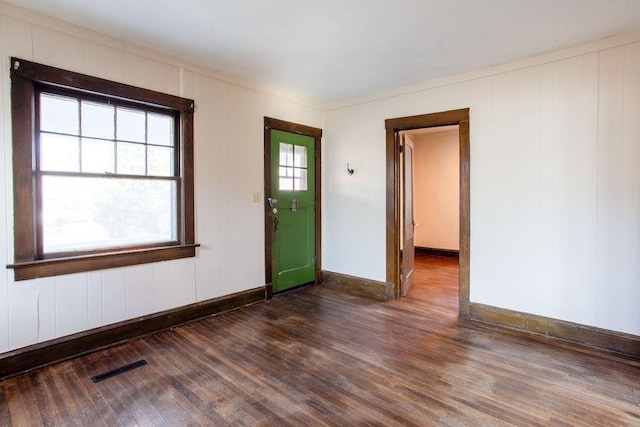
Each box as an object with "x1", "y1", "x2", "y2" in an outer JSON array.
[{"x1": 6, "y1": 0, "x2": 640, "y2": 107}]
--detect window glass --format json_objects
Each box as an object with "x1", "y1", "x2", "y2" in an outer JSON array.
[
  {"x1": 294, "y1": 168, "x2": 308, "y2": 191},
  {"x1": 40, "y1": 93, "x2": 78, "y2": 135},
  {"x1": 117, "y1": 107, "x2": 146, "y2": 143},
  {"x1": 279, "y1": 142, "x2": 308, "y2": 191},
  {"x1": 117, "y1": 142, "x2": 146, "y2": 175},
  {"x1": 148, "y1": 113, "x2": 173, "y2": 146},
  {"x1": 42, "y1": 175, "x2": 176, "y2": 253},
  {"x1": 148, "y1": 146, "x2": 173, "y2": 176},
  {"x1": 280, "y1": 166, "x2": 293, "y2": 191},
  {"x1": 294, "y1": 145, "x2": 307, "y2": 168},
  {"x1": 81, "y1": 101, "x2": 114, "y2": 139},
  {"x1": 280, "y1": 143, "x2": 293, "y2": 166},
  {"x1": 40, "y1": 133, "x2": 80, "y2": 172},
  {"x1": 81, "y1": 138, "x2": 115, "y2": 174}
]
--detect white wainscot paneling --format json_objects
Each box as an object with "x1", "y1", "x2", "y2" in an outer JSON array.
[
  {"x1": 0, "y1": 23, "x2": 10, "y2": 355},
  {"x1": 125, "y1": 264, "x2": 155, "y2": 318},
  {"x1": 8, "y1": 278, "x2": 38, "y2": 349},
  {"x1": 514, "y1": 64, "x2": 546, "y2": 316},
  {"x1": 87, "y1": 271, "x2": 103, "y2": 329},
  {"x1": 478, "y1": 71, "x2": 520, "y2": 309},
  {"x1": 153, "y1": 261, "x2": 172, "y2": 312},
  {"x1": 168, "y1": 66, "x2": 194, "y2": 99},
  {"x1": 169, "y1": 257, "x2": 196, "y2": 306},
  {"x1": 147, "y1": 59, "x2": 169, "y2": 94},
  {"x1": 36, "y1": 277, "x2": 56, "y2": 341},
  {"x1": 101, "y1": 268, "x2": 127, "y2": 325},
  {"x1": 49, "y1": 30, "x2": 83, "y2": 72},
  {"x1": 0, "y1": 272, "x2": 8, "y2": 353},
  {"x1": 55, "y1": 273, "x2": 88, "y2": 337},
  {"x1": 1, "y1": 15, "x2": 33, "y2": 60},
  {"x1": 83, "y1": 40, "x2": 99, "y2": 76},
  {"x1": 620, "y1": 42, "x2": 640, "y2": 336},
  {"x1": 468, "y1": 76, "x2": 494, "y2": 304},
  {"x1": 98, "y1": 44, "x2": 123, "y2": 81},
  {"x1": 575, "y1": 53, "x2": 599, "y2": 327},
  {"x1": 549, "y1": 56, "x2": 588, "y2": 323},
  {"x1": 596, "y1": 47, "x2": 625, "y2": 333},
  {"x1": 193, "y1": 74, "x2": 225, "y2": 301},
  {"x1": 31, "y1": 25, "x2": 50, "y2": 64},
  {"x1": 179, "y1": 258, "x2": 197, "y2": 304},
  {"x1": 122, "y1": 52, "x2": 159, "y2": 91}
]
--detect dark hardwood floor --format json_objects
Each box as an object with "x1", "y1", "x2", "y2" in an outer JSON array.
[{"x1": 1, "y1": 254, "x2": 639, "y2": 426}]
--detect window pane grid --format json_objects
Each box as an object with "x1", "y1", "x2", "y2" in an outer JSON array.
[
  {"x1": 278, "y1": 142, "x2": 308, "y2": 191},
  {"x1": 36, "y1": 89, "x2": 179, "y2": 256},
  {"x1": 38, "y1": 92, "x2": 175, "y2": 179}
]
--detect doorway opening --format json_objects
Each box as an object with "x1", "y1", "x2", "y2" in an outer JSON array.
[
  {"x1": 401, "y1": 126, "x2": 460, "y2": 312},
  {"x1": 385, "y1": 109, "x2": 470, "y2": 318}
]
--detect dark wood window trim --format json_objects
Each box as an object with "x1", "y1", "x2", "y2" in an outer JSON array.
[{"x1": 7, "y1": 57, "x2": 197, "y2": 281}]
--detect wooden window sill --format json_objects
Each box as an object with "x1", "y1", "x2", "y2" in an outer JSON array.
[{"x1": 7, "y1": 244, "x2": 200, "y2": 281}]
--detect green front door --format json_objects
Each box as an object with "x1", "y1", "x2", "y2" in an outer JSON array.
[{"x1": 270, "y1": 129, "x2": 316, "y2": 292}]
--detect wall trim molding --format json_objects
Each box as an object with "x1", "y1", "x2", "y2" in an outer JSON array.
[
  {"x1": 469, "y1": 303, "x2": 640, "y2": 359},
  {"x1": 321, "y1": 270, "x2": 394, "y2": 301},
  {"x1": 0, "y1": 286, "x2": 267, "y2": 380},
  {"x1": 414, "y1": 246, "x2": 459, "y2": 259}
]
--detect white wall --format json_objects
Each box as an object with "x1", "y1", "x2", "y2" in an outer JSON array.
[
  {"x1": 324, "y1": 36, "x2": 640, "y2": 336},
  {"x1": 413, "y1": 129, "x2": 459, "y2": 250},
  {"x1": 0, "y1": 5, "x2": 323, "y2": 353}
]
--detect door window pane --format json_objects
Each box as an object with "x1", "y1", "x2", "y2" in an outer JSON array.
[
  {"x1": 294, "y1": 168, "x2": 307, "y2": 191},
  {"x1": 279, "y1": 166, "x2": 293, "y2": 191},
  {"x1": 279, "y1": 142, "x2": 309, "y2": 191},
  {"x1": 294, "y1": 146, "x2": 307, "y2": 168},
  {"x1": 279, "y1": 143, "x2": 293, "y2": 166}
]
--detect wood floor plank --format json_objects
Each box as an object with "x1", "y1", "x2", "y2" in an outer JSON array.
[
  {"x1": 1, "y1": 254, "x2": 639, "y2": 425},
  {"x1": 4, "y1": 380, "x2": 39, "y2": 426},
  {"x1": 142, "y1": 335, "x2": 258, "y2": 426}
]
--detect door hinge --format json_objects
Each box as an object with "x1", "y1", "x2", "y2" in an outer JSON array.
[{"x1": 399, "y1": 144, "x2": 404, "y2": 153}]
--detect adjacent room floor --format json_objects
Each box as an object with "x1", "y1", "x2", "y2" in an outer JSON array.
[{"x1": 1, "y1": 254, "x2": 639, "y2": 425}]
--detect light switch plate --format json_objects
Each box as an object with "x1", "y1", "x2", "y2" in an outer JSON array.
[{"x1": 252, "y1": 192, "x2": 262, "y2": 203}]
